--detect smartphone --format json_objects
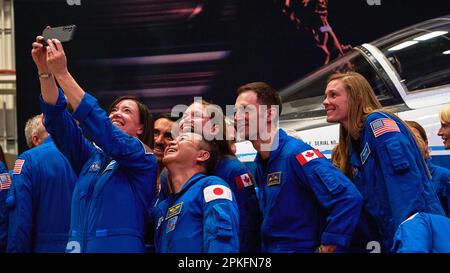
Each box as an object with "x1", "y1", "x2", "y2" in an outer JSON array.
[{"x1": 41, "y1": 25, "x2": 76, "y2": 45}]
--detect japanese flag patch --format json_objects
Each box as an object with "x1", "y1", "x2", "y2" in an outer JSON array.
[
  {"x1": 203, "y1": 185, "x2": 232, "y2": 203},
  {"x1": 13, "y1": 159, "x2": 25, "y2": 175},
  {"x1": 296, "y1": 149, "x2": 324, "y2": 166},
  {"x1": 235, "y1": 173, "x2": 254, "y2": 189}
]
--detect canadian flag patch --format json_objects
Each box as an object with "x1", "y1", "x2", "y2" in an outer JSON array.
[
  {"x1": 235, "y1": 173, "x2": 254, "y2": 189},
  {"x1": 296, "y1": 149, "x2": 324, "y2": 166},
  {"x1": 203, "y1": 185, "x2": 232, "y2": 203}
]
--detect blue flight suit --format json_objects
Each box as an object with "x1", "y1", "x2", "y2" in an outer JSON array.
[
  {"x1": 0, "y1": 162, "x2": 9, "y2": 252},
  {"x1": 254, "y1": 129, "x2": 363, "y2": 253},
  {"x1": 40, "y1": 90, "x2": 157, "y2": 253},
  {"x1": 392, "y1": 212, "x2": 450, "y2": 253},
  {"x1": 153, "y1": 173, "x2": 239, "y2": 253},
  {"x1": 155, "y1": 168, "x2": 170, "y2": 206},
  {"x1": 6, "y1": 136, "x2": 76, "y2": 252},
  {"x1": 157, "y1": 157, "x2": 261, "y2": 252},
  {"x1": 214, "y1": 156, "x2": 261, "y2": 252},
  {"x1": 427, "y1": 159, "x2": 450, "y2": 216},
  {"x1": 349, "y1": 111, "x2": 445, "y2": 252},
  {"x1": 0, "y1": 162, "x2": 7, "y2": 173}
]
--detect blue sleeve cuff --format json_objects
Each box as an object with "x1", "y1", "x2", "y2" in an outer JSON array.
[
  {"x1": 72, "y1": 92, "x2": 97, "y2": 124},
  {"x1": 39, "y1": 88, "x2": 67, "y2": 115},
  {"x1": 321, "y1": 232, "x2": 351, "y2": 247}
]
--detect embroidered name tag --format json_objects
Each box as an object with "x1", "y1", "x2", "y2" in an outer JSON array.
[{"x1": 360, "y1": 143, "x2": 371, "y2": 165}]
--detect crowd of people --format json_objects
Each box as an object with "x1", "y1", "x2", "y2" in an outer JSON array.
[{"x1": 0, "y1": 35, "x2": 449, "y2": 253}]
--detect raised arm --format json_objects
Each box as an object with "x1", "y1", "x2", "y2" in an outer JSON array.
[
  {"x1": 32, "y1": 35, "x2": 94, "y2": 173},
  {"x1": 45, "y1": 39, "x2": 84, "y2": 110},
  {"x1": 31, "y1": 36, "x2": 58, "y2": 105}
]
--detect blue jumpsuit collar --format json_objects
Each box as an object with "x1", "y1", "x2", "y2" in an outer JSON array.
[
  {"x1": 42, "y1": 135, "x2": 53, "y2": 145},
  {"x1": 173, "y1": 172, "x2": 207, "y2": 197},
  {"x1": 255, "y1": 129, "x2": 287, "y2": 165}
]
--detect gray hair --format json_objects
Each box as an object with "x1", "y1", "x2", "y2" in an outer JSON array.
[{"x1": 24, "y1": 115, "x2": 45, "y2": 148}]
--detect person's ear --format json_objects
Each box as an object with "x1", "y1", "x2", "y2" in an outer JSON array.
[
  {"x1": 196, "y1": 150, "x2": 210, "y2": 163},
  {"x1": 209, "y1": 124, "x2": 219, "y2": 137},
  {"x1": 31, "y1": 135, "x2": 40, "y2": 147},
  {"x1": 137, "y1": 125, "x2": 144, "y2": 135},
  {"x1": 267, "y1": 106, "x2": 279, "y2": 124}
]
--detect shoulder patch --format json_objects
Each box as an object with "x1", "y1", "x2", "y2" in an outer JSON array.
[
  {"x1": 0, "y1": 173, "x2": 12, "y2": 191},
  {"x1": 203, "y1": 185, "x2": 232, "y2": 203},
  {"x1": 235, "y1": 173, "x2": 254, "y2": 189},
  {"x1": 13, "y1": 159, "x2": 25, "y2": 175},
  {"x1": 296, "y1": 149, "x2": 324, "y2": 166},
  {"x1": 370, "y1": 118, "x2": 400, "y2": 138}
]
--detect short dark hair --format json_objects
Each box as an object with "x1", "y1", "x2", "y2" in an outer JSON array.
[
  {"x1": 155, "y1": 113, "x2": 178, "y2": 123},
  {"x1": 236, "y1": 82, "x2": 282, "y2": 114},
  {"x1": 198, "y1": 138, "x2": 220, "y2": 175},
  {"x1": 108, "y1": 96, "x2": 154, "y2": 148}
]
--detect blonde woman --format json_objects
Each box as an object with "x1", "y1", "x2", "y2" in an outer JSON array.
[{"x1": 438, "y1": 104, "x2": 450, "y2": 150}]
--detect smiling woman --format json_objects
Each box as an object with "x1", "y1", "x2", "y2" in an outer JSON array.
[
  {"x1": 108, "y1": 96, "x2": 154, "y2": 148},
  {"x1": 438, "y1": 104, "x2": 450, "y2": 150},
  {"x1": 325, "y1": 72, "x2": 445, "y2": 252},
  {"x1": 32, "y1": 35, "x2": 158, "y2": 253}
]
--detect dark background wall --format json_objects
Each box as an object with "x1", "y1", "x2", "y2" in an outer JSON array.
[{"x1": 14, "y1": 0, "x2": 450, "y2": 153}]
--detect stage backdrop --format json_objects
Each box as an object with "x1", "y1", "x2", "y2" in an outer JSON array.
[{"x1": 14, "y1": 0, "x2": 450, "y2": 153}]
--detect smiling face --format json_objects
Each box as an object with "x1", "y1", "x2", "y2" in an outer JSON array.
[
  {"x1": 179, "y1": 102, "x2": 209, "y2": 133},
  {"x1": 234, "y1": 90, "x2": 263, "y2": 140},
  {"x1": 153, "y1": 118, "x2": 175, "y2": 163},
  {"x1": 323, "y1": 79, "x2": 349, "y2": 128},
  {"x1": 438, "y1": 122, "x2": 450, "y2": 149},
  {"x1": 108, "y1": 99, "x2": 143, "y2": 138},
  {"x1": 162, "y1": 133, "x2": 209, "y2": 167}
]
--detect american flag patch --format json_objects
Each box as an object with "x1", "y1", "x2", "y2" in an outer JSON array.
[
  {"x1": 13, "y1": 159, "x2": 25, "y2": 175},
  {"x1": 370, "y1": 118, "x2": 400, "y2": 138},
  {"x1": 0, "y1": 173, "x2": 12, "y2": 191}
]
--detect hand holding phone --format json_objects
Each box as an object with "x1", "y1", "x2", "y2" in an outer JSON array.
[{"x1": 41, "y1": 25, "x2": 76, "y2": 45}]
